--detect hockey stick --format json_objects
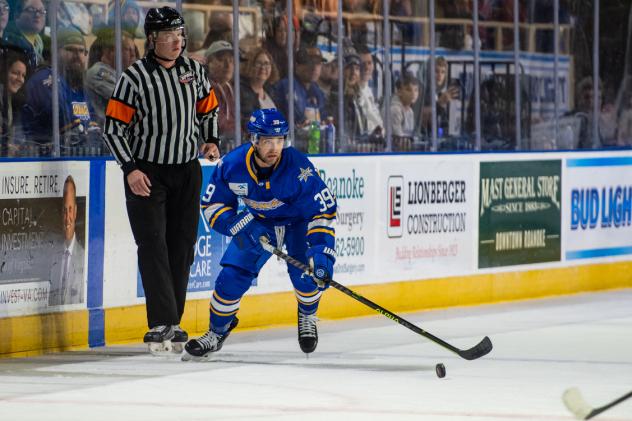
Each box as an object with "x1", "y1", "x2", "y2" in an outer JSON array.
[
  {"x1": 259, "y1": 237, "x2": 493, "y2": 361},
  {"x1": 563, "y1": 388, "x2": 632, "y2": 420}
]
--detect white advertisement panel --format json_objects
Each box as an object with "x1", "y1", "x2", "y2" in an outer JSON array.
[
  {"x1": 0, "y1": 161, "x2": 89, "y2": 317},
  {"x1": 102, "y1": 161, "x2": 140, "y2": 308},
  {"x1": 379, "y1": 156, "x2": 475, "y2": 280},
  {"x1": 564, "y1": 156, "x2": 632, "y2": 261},
  {"x1": 257, "y1": 156, "x2": 377, "y2": 290}
]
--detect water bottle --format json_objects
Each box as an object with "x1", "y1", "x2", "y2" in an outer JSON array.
[
  {"x1": 324, "y1": 117, "x2": 335, "y2": 153},
  {"x1": 308, "y1": 120, "x2": 321, "y2": 154}
]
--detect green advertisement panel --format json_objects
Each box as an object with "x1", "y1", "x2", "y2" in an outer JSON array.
[{"x1": 479, "y1": 160, "x2": 561, "y2": 268}]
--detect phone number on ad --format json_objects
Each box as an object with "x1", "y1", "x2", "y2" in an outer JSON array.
[{"x1": 335, "y1": 236, "x2": 365, "y2": 257}]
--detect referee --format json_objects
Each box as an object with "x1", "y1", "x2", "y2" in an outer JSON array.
[{"x1": 103, "y1": 7, "x2": 220, "y2": 354}]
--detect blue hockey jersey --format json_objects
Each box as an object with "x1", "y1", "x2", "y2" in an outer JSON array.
[{"x1": 202, "y1": 143, "x2": 336, "y2": 251}]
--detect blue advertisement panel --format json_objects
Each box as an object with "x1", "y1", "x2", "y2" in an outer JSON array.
[{"x1": 137, "y1": 164, "x2": 229, "y2": 297}]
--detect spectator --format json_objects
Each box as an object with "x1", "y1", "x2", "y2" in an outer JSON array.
[
  {"x1": 436, "y1": 0, "x2": 471, "y2": 50},
  {"x1": 260, "y1": 0, "x2": 278, "y2": 40},
  {"x1": 239, "y1": 47, "x2": 278, "y2": 134},
  {"x1": 478, "y1": 0, "x2": 525, "y2": 50},
  {"x1": 0, "y1": 49, "x2": 26, "y2": 156},
  {"x1": 569, "y1": 77, "x2": 602, "y2": 149},
  {"x1": 600, "y1": 87, "x2": 618, "y2": 147},
  {"x1": 21, "y1": 28, "x2": 98, "y2": 152},
  {"x1": 420, "y1": 57, "x2": 459, "y2": 138},
  {"x1": 341, "y1": 49, "x2": 365, "y2": 147},
  {"x1": 103, "y1": 0, "x2": 143, "y2": 39},
  {"x1": 318, "y1": 53, "x2": 338, "y2": 101},
  {"x1": 85, "y1": 29, "x2": 136, "y2": 127},
  {"x1": 356, "y1": 44, "x2": 383, "y2": 138},
  {"x1": 0, "y1": 0, "x2": 10, "y2": 41},
  {"x1": 5, "y1": 0, "x2": 49, "y2": 69},
  {"x1": 58, "y1": 1, "x2": 93, "y2": 36},
  {"x1": 391, "y1": 0, "x2": 421, "y2": 45},
  {"x1": 343, "y1": 0, "x2": 378, "y2": 47},
  {"x1": 617, "y1": 87, "x2": 632, "y2": 147},
  {"x1": 274, "y1": 46, "x2": 326, "y2": 129},
  {"x1": 530, "y1": 0, "x2": 570, "y2": 53},
  {"x1": 201, "y1": 0, "x2": 233, "y2": 49},
  {"x1": 263, "y1": 15, "x2": 299, "y2": 80},
  {"x1": 391, "y1": 72, "x2": 419, "y2": 150},
  {"x1": 205, "y1": 40, "x2": 235, "y2": 148}
]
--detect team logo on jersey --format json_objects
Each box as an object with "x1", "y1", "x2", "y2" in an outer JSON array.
[
  {"x1": 242, "y1": 197, "x2": 285, "y2": 210},
  {"x1": 298, "y1": 167, "x2": 314, "y2": 182},
  {"x1": 229, "y1": 182, "x2": 248, "y2": 196},
  {"x1": 179, "y1": 71, "x2": 195, "y2": 84}
]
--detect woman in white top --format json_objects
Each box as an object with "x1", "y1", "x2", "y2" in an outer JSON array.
[{"x1": 240, "y1": 47, "x2": 279, "y2": 135}]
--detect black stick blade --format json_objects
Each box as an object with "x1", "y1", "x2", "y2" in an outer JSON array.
[{"x1": 456, "y1": 336, "x2": 493, "y2": 360}]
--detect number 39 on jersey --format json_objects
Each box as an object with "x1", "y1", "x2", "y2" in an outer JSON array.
[{"x1": 314, "y1": 188, "x2": 335, "y2": 212}]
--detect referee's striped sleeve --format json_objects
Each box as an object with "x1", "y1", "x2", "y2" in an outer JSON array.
[
  {"x1": 196, "y1": 66, "x2": 220, "y2": 144},
  {"x1": 104, "y1": 73, "x2": 138, "y2": 174}
]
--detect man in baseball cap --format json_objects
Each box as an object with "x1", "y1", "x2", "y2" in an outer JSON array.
[
  {"x1": 295, "y1": 46, "x2": 326, "y2": 66},
  {"x1": 22, "y1": 26, "x2": 97, "y2": 147}
]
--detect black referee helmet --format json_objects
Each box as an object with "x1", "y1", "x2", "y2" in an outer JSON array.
[
  {"x1": 144, "y1": 7, "x2": 187, "y2": 51},
  {"x1": 144, "y1": 7, "x2": 185, "y2": 35}
]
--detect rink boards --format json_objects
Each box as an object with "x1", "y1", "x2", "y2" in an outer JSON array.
[{"x1": 2, "y1": 152, "x2": 632, "y2": 356}]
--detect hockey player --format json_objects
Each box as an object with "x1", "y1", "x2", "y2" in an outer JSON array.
[{"x1": 183, "y1": 108, "x2": 336, "y2": 360}]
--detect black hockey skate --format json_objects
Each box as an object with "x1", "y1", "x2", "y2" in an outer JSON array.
[
  {"x1": 172, "y1": 325, "x2": 188, "y2": 353},
  {"x1": 181, "y1": 317, "x2": 239, "y2": 361},
  {"x1": 297, "y1": 311, "x2": 318, "y2": 354},
  {"x1": 143, "y1": 325, "x2": 175, "y2": 355}
]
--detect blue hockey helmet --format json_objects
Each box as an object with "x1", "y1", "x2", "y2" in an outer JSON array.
[{"x1": 247, "y1": 108, "x2": 290, "y2": 147}]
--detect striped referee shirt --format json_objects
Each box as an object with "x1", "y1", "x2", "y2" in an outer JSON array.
[{"x1": 103, "y1": 54, "x2": 219, "y2": 174}]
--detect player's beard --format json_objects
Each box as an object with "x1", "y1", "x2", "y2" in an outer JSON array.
[{"x1": 254, "y1": 147, "x2": 279, "y2": 167}]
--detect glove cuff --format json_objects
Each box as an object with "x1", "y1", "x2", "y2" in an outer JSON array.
[
  {"x1": 229, "y1": 212, "x2": 254, "y2": 236},
  {"x1": 306, "y1": 245, "x2": 336, "y2": 260}
]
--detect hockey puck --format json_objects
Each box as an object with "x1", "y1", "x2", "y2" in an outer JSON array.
[{"x1": 435, "y1": 363, "x2": 446, "y2": 378}]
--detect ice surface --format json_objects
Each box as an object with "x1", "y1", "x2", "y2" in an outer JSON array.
[{"x1": 0, "y1": 290, "x2": 631, "y2": 420}]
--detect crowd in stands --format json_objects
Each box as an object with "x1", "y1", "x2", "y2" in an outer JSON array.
[{"x1": 0, "y1": 0, "x2": 625, "y2": 157}]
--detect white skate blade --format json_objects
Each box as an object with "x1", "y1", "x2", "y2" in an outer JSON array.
[
  {"x1": 147, "y1": 340, "x2": 173, "y2": 356},
  {"x1": 172, "y1": 342, "x2": 185, "y2": 354},
  {"x1": 181, "y1": 350, "x2": 215, "y2": 362}
]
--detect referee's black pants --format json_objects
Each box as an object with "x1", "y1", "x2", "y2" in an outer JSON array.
[{"x1": 125, "y1": 159, "x2": 201, "y2": 328}]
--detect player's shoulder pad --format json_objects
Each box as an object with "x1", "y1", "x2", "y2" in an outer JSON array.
[
  {"x1": 218, "y1": 143, "x2": 251, "y2": 172},
  {"x1": 281, "y1": 146, "x2": 314, "y2": 169},
  {"x1": 279, "y1": 147, "x2": 320, "y2": 185}
]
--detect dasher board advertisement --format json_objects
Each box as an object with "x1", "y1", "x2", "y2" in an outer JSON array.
[
  {"x1": 381, "y1": 157, "x2": 475, "y2": 280},
  {"x1": 0, "y1": 162, "x2": 89, "y2": 317},
  {"x1": 565, "y1": 157, "x2": 632, "y2": 261},
  {"x1": 479, "y1": 160, "x2": 561, "y2": 268}
]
